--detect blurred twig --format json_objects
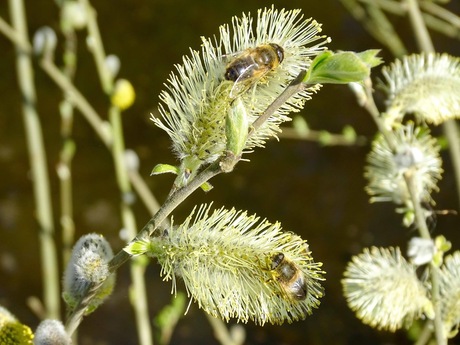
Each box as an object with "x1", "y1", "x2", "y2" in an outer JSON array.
[
  {"x1": 279, "y1": 126, "x2": 367, "y2": 146},
  {"x1": 154, "y1": 293, "x2": 186, "y2": 345},
  {"x1": 8, "y1": 0, "x2": 60, "y2": 319},
  {"x1": 40, "y1": 56, "x2": 113, "y2": 144},
  {"x1": 340, "y1": 0, "x2": 407, "y2": 57},
  {"x1": 80, "y1": 0, "x2": 153, "y2": 343},
  {"x1": 56, "y1": 1, "x2": 79, "y2": 265},
  {"x1": 205, "y1": 314, "x2": 246, "y2": 345}
]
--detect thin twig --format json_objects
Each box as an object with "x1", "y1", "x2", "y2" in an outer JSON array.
[
  {"x1": 278, "y1": 127, "x2": 367, "y2": 145},
  {"x1": 0, "y1": 14, "x2": 31, "y2": 52},
  {"x1": 358, "y1": 0, "x2": 406, "y2": 15},
  {"x1": 40, "y1": 57, "x2": 113, "y2": 145},
  {"x1": 404, "y1": 172, "x2": 445, "y2": 345},
  {"x1": 127, "y1": 168, "x2": 170, "y2": 228},
  {"x1": 442, "y1": 120, "x2": 460, "y2": 208},
  {"x1": 420, "y1": 1, "x2": 460, "y2": 29},
  {"x1": 109, "y1": 105, "x2": 153, "y2": 345},
  {"x1": 413, "y1": 320, "x2": 433, "y2": 345},
  {"x1": 406, "y1": 0, "x2": 435, "y2": 52},
  {"x1": 8, "y1": 0, "x2": 60, "y2": 319},
  {"x1": 249, "y1": 70, "x2": 306, "y2": 137},
  {"x1": 81, "y1": 0, "x2": 153, "y2": 341},
  {"x1": 57, "y1": 17, "x2": 78, "y2": 266},
  {"x1": 79, "y1": 0, "x2": 113, "y2": 94},
  {"x1": 206, "y1": 314, "x2": 245, "y2": 345},
  {"x1": 339, "y1": 0, "x2": 407, "y2": 57}
]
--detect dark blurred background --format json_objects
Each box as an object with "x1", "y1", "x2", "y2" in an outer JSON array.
[{"x1": 1, "y1": 0, "x2": 460, "y2": 344}]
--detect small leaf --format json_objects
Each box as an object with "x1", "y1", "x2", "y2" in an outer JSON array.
[
  {"x1": 151, "y1": 164, "x2": 179, "y2": 176},
  {"x1": 124, "y1": 238, "x2": 151, "y2": 256},
  {"x1": 200, "y1": 181, "x2": 213, "y2": 192},
  {"x1": 154, "y1": 293, "x2": 186, "y2": 345}
]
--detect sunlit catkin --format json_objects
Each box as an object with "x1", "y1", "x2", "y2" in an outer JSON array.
[
  {"x1": 381, "y1": 53, "x2": 460, "y2": 127},
  {"x1": 439, "y1": 251, "x2": 460, "y2": 337},
  {"x1": 125, "y1": 204, "x2": 325, "y2": 325},
  {"x1": 342, "y1": 247, "x2": 432, "y2": 332},
  {"x1": 0, "y1": 306, "x2": 33, "y2": 345},
  {"x1": 365, "y1": 123, "x2": 442, "y2": 208},
  {"x1": 152, "y1": 7, "x2": 329, "y2": 188}
]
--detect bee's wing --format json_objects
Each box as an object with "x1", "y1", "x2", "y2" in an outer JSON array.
[
  {"x1": 230, "y1": 64, "x2": 263, "y2": 98},
  {"x1": 222, "y1": 51, "x2": 240, "y2": 60}
]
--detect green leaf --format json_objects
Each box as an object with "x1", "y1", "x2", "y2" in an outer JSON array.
[
  {"x1": 200, "y1": 181, "x2": 213, "y2": 192},
  {"x1": 304, "y1": 50, "x2": 382, "y2": 84},
  {"x1": 154, "y1": 293, "x2": 186, "y2": 345},
  {"x1": 151, "y1": 163, "x2": 179, "y2": 176},
  {"x1": 124, "y1": 238, "x2": 150, "y2": 256}
]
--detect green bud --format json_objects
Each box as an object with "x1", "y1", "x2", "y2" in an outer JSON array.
[
  {"x1": 435, "y1": 235, "x2": 452, "y2": 253},
  {"x1": 226, "y1": 97, "x2": 248, "y2": 158},
  {"x1": 292, "y1": 115, "x2": 309, "y2": 137},
  {"x1": 304, "y1": 50, "x2": 382, "y2": 84},
  {"x1": 61, "y1": 1, "x2": 87, "y2": 31},
  {"x1": 111, "y1": 79, "x2": 136, "y2": 111},
  {"x1": 173, "y1": 156, "x2": 203, "y2": 188},
  {"x1": 342, "y1": 125, "x2": 357, "y2": 143},
  {"x1": 318, "y1": 131, "x2": 332, "y2": 146}
]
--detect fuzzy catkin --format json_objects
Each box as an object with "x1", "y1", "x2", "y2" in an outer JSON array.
[
  {"x1": 153, "y1": 7, "x2": 329, "y2": 188},
  {"x1": 62, "y1": 233, "x2": 115, "y2": 314},
  {"x1": 381, "y1": 53, "x2": 460, "y2": 127},
  {"x1": 34, "y1": 320, "x2": 71, "y2": 345},
  {"x1": 132, "y1": 204, "x2": 325, "y2": 325},
  {"x1": 342, "y1": 247, "x2": 431, "y2": 331}
]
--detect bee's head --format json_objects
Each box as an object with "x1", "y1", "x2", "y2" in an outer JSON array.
[
  {"x1": 270, "y1": 252, "x2": 285, "y2": 270},
  {"x1": 225, "y1": 68, "x2": 239, "y2": 82},
  {"x1": 269, "y1": 43, "x2": 284, "y2": 63}
]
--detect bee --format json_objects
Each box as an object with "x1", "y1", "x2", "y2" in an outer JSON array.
[
  {"x1": 270, "y1": 252, "x2": 307, "y2": 301},
  {"x1": 224, "y1": 43, "x2": 284, "y2": 98}
]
